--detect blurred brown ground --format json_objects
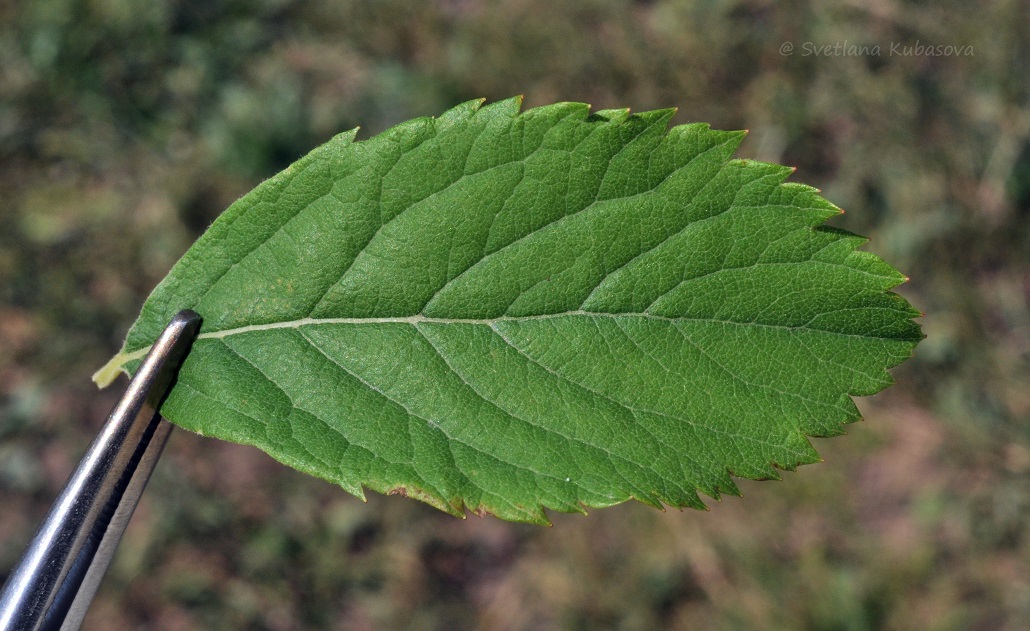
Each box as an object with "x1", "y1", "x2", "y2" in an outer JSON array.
[{"x1": 1, "y1": 1, "x2": 1027, "y2": 629}]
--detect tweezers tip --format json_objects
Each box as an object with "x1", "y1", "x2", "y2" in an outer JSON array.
[{"x1": 167, "y1": 310, "x2": 202, "y2": 339}]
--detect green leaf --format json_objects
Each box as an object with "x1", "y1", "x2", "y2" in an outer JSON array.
[{"x1": 95, "y1": 97, "x2": 922, "y2": 524}]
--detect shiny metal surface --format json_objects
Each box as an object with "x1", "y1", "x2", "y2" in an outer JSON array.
[{"x1": 0, "y1": 310, "x2": 201, "y2": 631}]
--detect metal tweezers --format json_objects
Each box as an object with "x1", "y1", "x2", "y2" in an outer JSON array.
[{"x1": 0, "y1": 310, "x2": 201, "y2": 631}]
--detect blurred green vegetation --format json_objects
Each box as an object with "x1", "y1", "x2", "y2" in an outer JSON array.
[{"x1": 1, "y1": 1, "x2": 1027, "y2": 629}]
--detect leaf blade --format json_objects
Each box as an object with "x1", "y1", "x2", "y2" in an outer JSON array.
[{"x1": 98, "y1": 98, "x2": 921, "y2": 523}]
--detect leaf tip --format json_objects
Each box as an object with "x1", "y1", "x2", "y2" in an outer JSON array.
[{"x1": 726, "y1": 127, "x2": 748, "y2": 140}]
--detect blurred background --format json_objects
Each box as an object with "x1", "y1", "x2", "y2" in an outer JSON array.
[{"x1": 1, "y1": 1, "x2": 1027, "y2": 629}]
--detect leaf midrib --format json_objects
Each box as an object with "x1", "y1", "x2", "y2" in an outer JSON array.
[{"x1": 111, "y1": 307, "x2": 909, "y2": 372}]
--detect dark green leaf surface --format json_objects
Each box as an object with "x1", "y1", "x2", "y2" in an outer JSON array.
[{"x1": 96, "y1": 98, "x2": 921, "y2": 523}]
